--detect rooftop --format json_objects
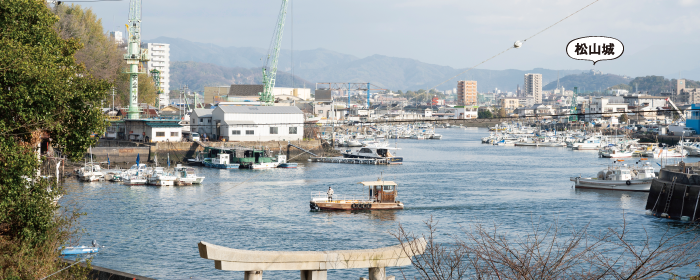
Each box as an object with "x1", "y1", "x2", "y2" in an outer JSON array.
[{"x1": 218, "y1": 105, "x2": 303, "y2": 114}]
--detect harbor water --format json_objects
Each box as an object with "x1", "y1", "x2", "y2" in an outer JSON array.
[{"x1": 61, "y1": 127, "x2": 700, "y2": 279}]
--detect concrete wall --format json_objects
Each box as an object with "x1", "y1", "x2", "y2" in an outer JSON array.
[
  {"x1": 89, "y1": 147, "x2": 151, "y2": 165},
  {"x1": 61, "y1": 259, "x2": 156, "y2": 280}
]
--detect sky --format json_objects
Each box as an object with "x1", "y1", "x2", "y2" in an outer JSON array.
[{"x1": 67, "y1": 0, "x2": 700, "y2": 78}]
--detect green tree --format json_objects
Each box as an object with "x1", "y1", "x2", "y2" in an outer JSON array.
[
  {"x1": 478, "y1": 110, "x2": 493, "y2": 119},
  {"x1": 53, "y1": 4, "x2": 158, "y2": 107},
  {"x1": 497, "y1": 108, "x2": 507, "y2": 118},
  {"x1": 0, "y1": 0, "x2": 109, "y2": 278},
  {"x1": 619, "y1": 113, "x2": 629, "y2": 124}
]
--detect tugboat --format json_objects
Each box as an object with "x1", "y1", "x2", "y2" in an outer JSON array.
[{"x1": 310, "y1": 179, "x2": 404, "y2": 211}]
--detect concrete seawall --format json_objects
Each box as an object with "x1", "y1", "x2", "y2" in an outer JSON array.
[{"x1": 87, "y1": 139, "x2": 335, "y2": 165}]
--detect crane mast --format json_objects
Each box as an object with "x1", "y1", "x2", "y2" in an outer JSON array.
[
  {"x1": 124, "y1": 0, "x2": 149, "y2": 119},
  {"x1": 666, "y1": 98, "x2": 686, "y2": 122},
  {"x1": 259, "y1": 0, "x2": 289, "y2": 106}
]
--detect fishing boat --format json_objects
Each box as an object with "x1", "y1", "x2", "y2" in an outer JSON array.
[
  {"x1": 571, "y1": 137, "x2": 604, "y2": 150},
  {"x1": 657, "y1": 146, "x2": 687, "y2": 158},
  {"x1": 599, "y1": 146, "x2": 634, "y2": 158},
  {"x1": 173, "y1": 164, "x2": 200, "y2": 185},
  {"x1": 309, "y1": 180, "x2": 404, "y2": 211},
  {"x1": 239, "y1": 149, "x2": 278, "y2": 169},
  {"x1": 203, "y1": 153, "x2": 240, "y2": 169},
  {"x1": 146, "y1": 167, "x2": 176, "y2": 186},
  {"x1": 78, "y1": 147, "x2": 104, "y2": 182},
  {"x1": 60, "y1": 240, "x2": 100, "y2": 255},
  {"x1": 276, "y1": 155, "x2": 297, "y2": 168},
  {"x1": 570, "y1": 161, "x2": 656, "y2": 191},
  {"x1": 104, "y1": 172, "x2": 122, "y2": 182},
  {"x1": 77, "y1": 164, "x2": 104, "y2": 182},
  {"x1": 341, "y1": 147, "x2": 403, "y2": 164},
  {"x1": 429, "y1": 134, "x2": 442, "y2": 140}
]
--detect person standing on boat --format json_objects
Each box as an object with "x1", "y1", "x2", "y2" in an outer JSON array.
[{"x1": 327, "y1": 187, "x2": 334, "y2": 201}]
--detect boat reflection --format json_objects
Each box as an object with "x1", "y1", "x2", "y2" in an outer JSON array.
[{"x1": 313, "y1": 209, "x2": 398, "y2": 221}]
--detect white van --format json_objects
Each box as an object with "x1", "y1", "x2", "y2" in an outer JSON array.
[{"x1": 189, "y1": 132, "x2": 201, "y2": 142}]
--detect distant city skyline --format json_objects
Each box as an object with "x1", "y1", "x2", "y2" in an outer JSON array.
[{"x1": 72, "y1": 0, "x2": 700, "y2": 79}]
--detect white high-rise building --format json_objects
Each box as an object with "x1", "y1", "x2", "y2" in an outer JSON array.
[
  {"x1": 524, "y1": 73, "x2": 543, "y2": 104},
  {"x1": 146, "y1": 43, "x2": 170, "y2": 107},
  {"x1": 109, "y1": 31, "x2": 123, "y2": 45}
]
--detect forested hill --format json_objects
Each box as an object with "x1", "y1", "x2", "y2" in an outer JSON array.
[
  {"x1": 170, "y1": 61, "x2": 311, "y2": 92},
  {"x1": 543, "y1": 72, "x2": 631, "y2": 92}
]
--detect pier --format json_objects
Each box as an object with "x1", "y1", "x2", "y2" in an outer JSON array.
[{"x1": 197, "y1": 238, "x2": 426, "y2": 280}]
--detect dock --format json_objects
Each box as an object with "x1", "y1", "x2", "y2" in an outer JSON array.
[{"x1": 309, "y1": 157, "x2": 392, "y2": 165}]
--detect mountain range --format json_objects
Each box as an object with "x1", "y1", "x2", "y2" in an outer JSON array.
[{"x1": 148, "y1": 37, "x2": 656, "y2": 93}]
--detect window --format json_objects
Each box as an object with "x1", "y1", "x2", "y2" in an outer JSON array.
[
  {"x1": 319, "y1": 110, "x2": 324, "y2": 114},
  {"x1": 383, "y1": 185, "x2": 394, "y2": 191},
  {"x1": 170, "y1": 132, "x2": 179, "y2": 137},
  {"x1": 246, "y1": 130, "x2": 254, "y2": 135},
  {"x1": 156, "y1": 132, "x2": 165, "y2": 137},
  {"x1": 207, "y1": 119, "x2": 210, "y2": 124},
  {"x1": 289, "y1": 127, "x2": 297, "y2": 134},
  {"x1": 231, "y1": 130, "x2": 241, "y2": 135},
  {"x1": 199, "y1": 118, "x2": 203, "y2": 124},
  {"x1": 270, "y1": 127, "x2": 278, "y2": 134}
]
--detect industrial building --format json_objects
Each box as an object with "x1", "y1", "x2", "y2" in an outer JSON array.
[
  {"x1": 211, "y1": 106, "x2": 304, "y2": 141},
  {"x1": 123, "y1": 119, "x2": 182, "y2": 142}
]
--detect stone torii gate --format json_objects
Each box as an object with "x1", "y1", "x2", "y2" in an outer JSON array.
[{"x1": 197, "y1": 238, "x2": 426, "y2": 280}]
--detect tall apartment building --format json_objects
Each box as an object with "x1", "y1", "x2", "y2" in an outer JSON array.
[
  {"x1": 109, "y1": 31, "x2": 123, "y2": 45},
  {"x1": 457, "y1": 80, "x2": 477, "y2": 106},
  {"x1": 524, "y1": 73, "x2": 543, "y2": 104},
  {"x1": 146, "y1": 43, "x2": 170, "y2": 107}
]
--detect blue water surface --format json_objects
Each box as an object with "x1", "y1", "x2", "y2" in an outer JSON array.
[{"x1": 61, "y1": 127, "x2": 700, "y2": 279}]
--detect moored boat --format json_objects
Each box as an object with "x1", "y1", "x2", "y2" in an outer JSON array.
[
  {"x1": 173, "y1": 164, "x2": 199, "y2": 185},
  {"x1": 146, "y1": 167, "x2": 176, "y2": 186},
  {"x1": 570, "y1": 161, "x2": 656, "y2": 192},
  {"x1": 341, "y1": 147, "x2": 403, "y2": 164}
]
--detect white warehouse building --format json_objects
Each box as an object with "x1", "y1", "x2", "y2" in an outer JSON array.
[
  {"x1": 146, "y1": 43, "x2": 170, "y2": 107},
  {"x1": 210, "y1": 106, "x2": 304, "y2": 141}
]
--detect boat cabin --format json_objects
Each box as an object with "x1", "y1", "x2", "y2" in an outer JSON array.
[{"x1": 363, "y1": 181, "x2": 398, "y2": 203}]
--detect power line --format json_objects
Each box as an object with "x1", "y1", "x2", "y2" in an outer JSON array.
[
  {"x1": 184, "y1": 109, "x2": 691, "y2": 127},
  {"x1": 429, "y1": 0, "x2": 601, "y2": 92}
]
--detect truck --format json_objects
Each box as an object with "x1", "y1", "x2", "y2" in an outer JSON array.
[{"x1": 667, "y1": 125, "x2": 696, "y2": 136}]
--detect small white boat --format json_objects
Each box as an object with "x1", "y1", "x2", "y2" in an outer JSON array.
[
  {"x1": 123, "y1": 175, "x2": 147, "y2": 186},
  {"x1": 342, "y1": 147, "x2": 403, "y2": 164},
  {"x1": 429, "y1": 133, "x2": 442, "y2": 140},
  {"x1": 570, "y1": 162, "x2": 656, "y2": 192},
  {"x1": 346, "y1": 139, "x2": 363, "y2": 147},
  {"x1": 146, "y1": 167, "x2": 176, "y2": 186},
  {"x1": 173, "y1": 164, "x2": 199, "y2": 185},
  {"x1": 657, "y1": 147, "x2": 687, "y2": 158},
  {"x1": 599, "y1": 146, "x2": 634, "y2": 158},
  {"x1": 78, "y1": 164, "x2": 104, "y2": 182},
  {"x1": 571, "y1": 138, "x2": 604, "y2": 150}
]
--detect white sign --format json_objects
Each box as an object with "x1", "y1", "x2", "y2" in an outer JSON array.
[{"x1": 566, "y1": 36, "x2": 623, "y2": 65}]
